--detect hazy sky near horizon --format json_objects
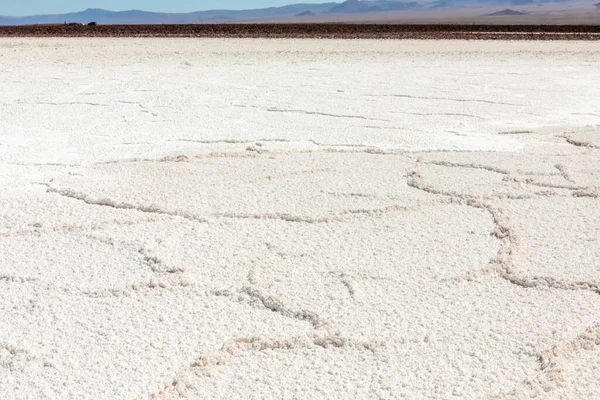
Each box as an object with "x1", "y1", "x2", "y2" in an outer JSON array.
[{"x1": 0, "y1": 1, "x2": 329, "y2": 16}]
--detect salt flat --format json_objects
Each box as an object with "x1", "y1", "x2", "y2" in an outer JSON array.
[{"x1": 0, "y1": 39, "x2": 599, "y2": 399}]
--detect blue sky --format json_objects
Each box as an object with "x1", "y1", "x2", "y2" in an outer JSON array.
[{"x1": 0, "y1": 1, "x2": 328, "y2": 16}]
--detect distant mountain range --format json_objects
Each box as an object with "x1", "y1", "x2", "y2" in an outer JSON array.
[{"x1": 0, "y1": 0, "x2": 587, "y2": 25}]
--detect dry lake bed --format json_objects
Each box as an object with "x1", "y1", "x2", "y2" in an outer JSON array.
[{"x1": 1, "y1": 38, "x2": 599, "y2": 399}]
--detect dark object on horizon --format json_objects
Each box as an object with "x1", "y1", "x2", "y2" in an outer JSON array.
[
  {"x1": 88, "y1": 21, "x2": 97, "y2": 26},
  {"x1": 295, "y1": 11, "x2": 316, "y2": 17},
  {"x1": 594, "y1": 2, "x2": 600, "y2": 8},
  {"x1": 486, "y1": 9, "x2": 528, "y2": 16}
]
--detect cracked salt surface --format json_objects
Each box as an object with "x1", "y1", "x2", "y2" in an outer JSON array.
[{"x1": 1, "y1": 39, "x2": 600, "y2": 399}]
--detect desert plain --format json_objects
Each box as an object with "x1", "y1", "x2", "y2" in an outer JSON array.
[{"x1": 0, "y1": 38, "x2": 599, "y2": 399}]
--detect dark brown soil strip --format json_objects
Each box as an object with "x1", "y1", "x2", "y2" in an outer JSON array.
[{"x1": 1, "y1": 24, "x2": 600, "y2": 40}]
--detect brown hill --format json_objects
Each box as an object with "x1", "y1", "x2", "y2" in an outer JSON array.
[
  {"x1": 486, "y1": 9, "x2": 527, "y2": 16},
  {"x1": 295, "y1": 11, "x2": 316, "y2": 17}
]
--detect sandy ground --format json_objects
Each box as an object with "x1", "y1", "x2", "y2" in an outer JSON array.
[{"x1": 0, "y1": 39, "x2": 599, "y2": 399}]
